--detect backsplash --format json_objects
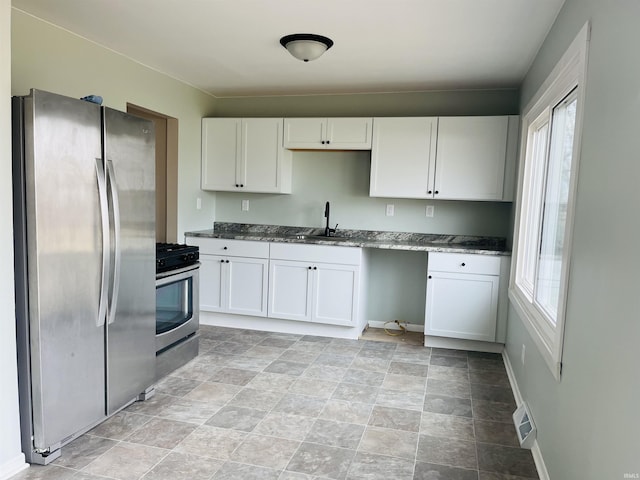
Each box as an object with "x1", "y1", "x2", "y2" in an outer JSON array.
[{"x1": 214, "y1": 150, "x2": 513, "y2": 239}]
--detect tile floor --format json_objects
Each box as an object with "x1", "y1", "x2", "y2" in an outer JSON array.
[{"x1": 11, "y1": 326, "x2": 539, "y2": 480}]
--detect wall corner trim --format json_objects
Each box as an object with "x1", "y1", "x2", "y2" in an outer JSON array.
[
  {"x1": 0, "y1": 453, "x2": 28, "y2": 480},
  {"x1": 502, "y1": 350, "x2": 551, "y2": 480}
]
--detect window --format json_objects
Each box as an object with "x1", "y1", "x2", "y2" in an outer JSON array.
[{"x1": 510, "y1": 23, "x2": 589, "y2": 380}]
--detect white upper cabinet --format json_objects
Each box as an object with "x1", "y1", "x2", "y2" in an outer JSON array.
[
  {"x1": 284, "y1": 117, "x2": 373, "y2": 150},
  {"x1": 370, "y1": 115, "x2": 519, "y2": 201},
  {"x1": 201, "y1": 118, "x2": 292, "y2": 193},
  {"x1": 435, "y1": 116, "x2": 516, "y2": 201},
  {"x1": 370, "y1": 117, "x2": 437, "y2": 198}
]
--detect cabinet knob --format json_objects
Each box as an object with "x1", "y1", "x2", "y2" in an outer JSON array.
[
  {"x1": 326, "y1": 140, "x2": 330, "y2": 144},
  {"x1": 428, "y1": 190, "x2": 433, "y2": 194},
  {"x1": 220, "y1": 259, "x2": 224, "y2": 263},
  {"x1": 313, "y1": 266, "x2": 317, "y2": 270},
  {"x1": 461, "y1": 262, "x2": 466, "y2": 267},
  {"x1": 321, "y1": 140, "x2": 326, "y2": 145},
  {"x1": 235, "y1": 184, "x2": 239, "y2": 187},
  {"x1": 428, "y1": 275, "x2": 432, "y2": 279},
  {"x1": 240, "y1": 184, "x2": 244, "y2": 188},
  {"x1": 226, "y1": 260, "x2": 230, "y2": 263},
  {"x1": 435, "y1": 190, "x2": 439, "y2": 194},
  {"x1": 223, "y1": 246, "x2": 228, "y2": 250},
  {"x1": 308, "y1": 266, "x2": 312, "y2": 270}
]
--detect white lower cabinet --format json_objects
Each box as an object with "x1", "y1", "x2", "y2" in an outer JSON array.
[
  {"x1": 313, "y1": 263, "x2": 358, "y2": 326},
  {"x1": 200, "y1": 255, "x2": 268, "y2": 317},
  {"x1": 268, "y1": 243, "x2": 362, "y2": 327},
  {"x1": 268, "y1": 260, "x2": 313, "y2": 322},
  {"x1": 188, "y1": 238, "x2": 269, "y2": 317},
  {"x1": 425, "y1": 253, "x2": 501, "y2": 342}
]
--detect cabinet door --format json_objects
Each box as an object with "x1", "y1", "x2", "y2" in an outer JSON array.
[
  {"x1": 312, "y1": 263, "x2": 359, "y2": 326},
  {"x1": 283, "y1": 118, "x2": 326, "y2": 149},
  {"x1": 241, "y1": 118, "x2": 287, "y2": 193},
  {"x1": 425, "y1": 271, "x2": 499, "y2": 342},
  {"x1": 199, "y1": 255, "x2": 226, "y2": 312},
  {"x1": 434, "y1": 116, "x2": 508, "y2": 200},
  {"x1": 227, "y1": 257, "x2": 269, "y2": 317},
  {"x1": 370, "y1": 117, "x2": 437, "y2": 198},
  {"x1": 268, "y1": 260, "x2": 313, "y2": 322},
  {"x1": 326, "y1": 118, "x2": 373, "y2": 149},
  {"x1": 201, "y1": 118, "x2": 241, "y2": 191}
]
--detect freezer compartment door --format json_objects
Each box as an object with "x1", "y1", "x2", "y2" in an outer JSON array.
[
  {"x1": 104, "y1": 107, "x2": 156, "y2": 413},
  {"x1": 20, "y1": 90, "x2": 107, "y2": 450}
]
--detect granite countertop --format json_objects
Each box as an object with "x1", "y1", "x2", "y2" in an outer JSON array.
[{"x1": 185, "y1": 223, "x2": 510, "y2": 256}]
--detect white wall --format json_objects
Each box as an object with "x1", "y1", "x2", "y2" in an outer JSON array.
[
  {"x1": 0, "y1": 1, "x2": 28, "y2": 478},
  {"x1": 506, "y1": 1, "x2": 640, "y2": 478}
]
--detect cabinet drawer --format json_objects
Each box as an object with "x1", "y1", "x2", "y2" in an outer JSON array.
[
  {"x1": 270, "y1": 242, "x2": 361, "y2": 265},
  {"x1": 428, "y1": 252, "x2": 500, "y2": 275},
  {"x1": 187, "y1": 237, "x2": 269, "y2": 258}
]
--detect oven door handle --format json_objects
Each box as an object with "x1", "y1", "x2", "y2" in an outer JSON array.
[{"x1": 156, "y1": 263, "x2": 200, "y2": 286}]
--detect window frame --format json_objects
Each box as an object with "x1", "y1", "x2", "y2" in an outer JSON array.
[{"x1": 510, "y1": 23, "x2": 590, "y2": 380}]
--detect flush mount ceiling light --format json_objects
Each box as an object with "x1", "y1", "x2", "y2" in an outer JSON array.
[{"x1": 279, "y1": 33, "x2": 334, "y2": 62}]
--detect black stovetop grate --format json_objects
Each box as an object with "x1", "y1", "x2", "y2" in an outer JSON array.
[{"x1": 156, "y1": 242, "x2": 199, "y2": 273}]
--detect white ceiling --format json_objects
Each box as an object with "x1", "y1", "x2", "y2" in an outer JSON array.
[{"x1": 12, "y1": 0, "x2": 565, "y2": 98}]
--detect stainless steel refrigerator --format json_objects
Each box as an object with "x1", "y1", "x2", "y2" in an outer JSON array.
[{"x1": 12, "y1": 89, "x2": 156, "y2": 464}]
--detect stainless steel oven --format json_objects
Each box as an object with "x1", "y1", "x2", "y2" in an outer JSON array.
[{"x1": 155, "y1": 262, "x2": 199, "y2": 379}]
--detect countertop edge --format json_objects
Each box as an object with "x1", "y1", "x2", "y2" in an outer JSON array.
[{"x1": 184, "y1": 230, "x2": 511, "y2": 257}]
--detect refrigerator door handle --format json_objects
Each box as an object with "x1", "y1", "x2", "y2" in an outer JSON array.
[
  {"x1": 95, "y1": 158, "x2": 109, "y2": 327},
  {"x1": 106, "y1": 159, "x2": 121, "y2": 325}
]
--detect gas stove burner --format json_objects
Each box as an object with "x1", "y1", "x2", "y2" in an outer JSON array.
[{"x1": 156, "y1": 242, "x2": 199, "y2": 273}]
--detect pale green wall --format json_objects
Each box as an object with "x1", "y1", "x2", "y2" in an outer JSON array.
[
  {"x1": 506, "y1": 1, "x2": 640, "y2": 479},
  {"x1": 11, "y1": 9, "x2": 218, "y2": 239},
  {"x1": 215, "y1": 89, "x2": 519, "y2": 117},
  {"x1": 215, "y1": 151, "x2": 513, "y2": 237},
  {"x1": 1, "y1": 0, "x2": 25, "y2": 476}
]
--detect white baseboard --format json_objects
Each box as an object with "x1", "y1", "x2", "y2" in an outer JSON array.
[
  {"x1": 0, "y1": 453, "x2": 28, "y2": 480},
  {"x1": 425, "y1": 336, "x2": 504, "y2": 353},
  {"x1": 200, "y1": 312, "x2": 363, "y2": 340},
  {"x1": 502, "y1": 351, "x2": 550, "y2": 480},
  {"x1": 367, "y1": 321, "x2": 424, "y2": 333}
]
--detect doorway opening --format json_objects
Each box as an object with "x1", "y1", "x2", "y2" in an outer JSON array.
[{"x1": 127, "y1": 104, "x2": 178, "y2": 243}]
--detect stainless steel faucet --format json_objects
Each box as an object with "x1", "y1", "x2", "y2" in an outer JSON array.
[{"x1": 324, "y1": 201, "x2": 338, "y2": 237}]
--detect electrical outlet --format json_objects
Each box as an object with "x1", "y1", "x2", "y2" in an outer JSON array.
[
  {"x1": 425, "y1": 205, "x2": 434, "y2": 217},
  {"x1": 521, "y1": 344, "x2": 526, "y2": 365},
  {"x1": 241, "y1": 199, "x2": 249, "y2": 211},
  {"x1": 196, "y1": 197, "x2": 202, "y2": 210},
  {"x1": 386, "y1": 204, "x2": 395, "y2": 216}
]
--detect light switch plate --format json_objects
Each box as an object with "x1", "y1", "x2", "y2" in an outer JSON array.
[
  {"x1": 241, "y1": 199, "x2": 249, "y2": 211},
  {"x1": 386, "y1": 204, "x2": 395, "y2": 216}
]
